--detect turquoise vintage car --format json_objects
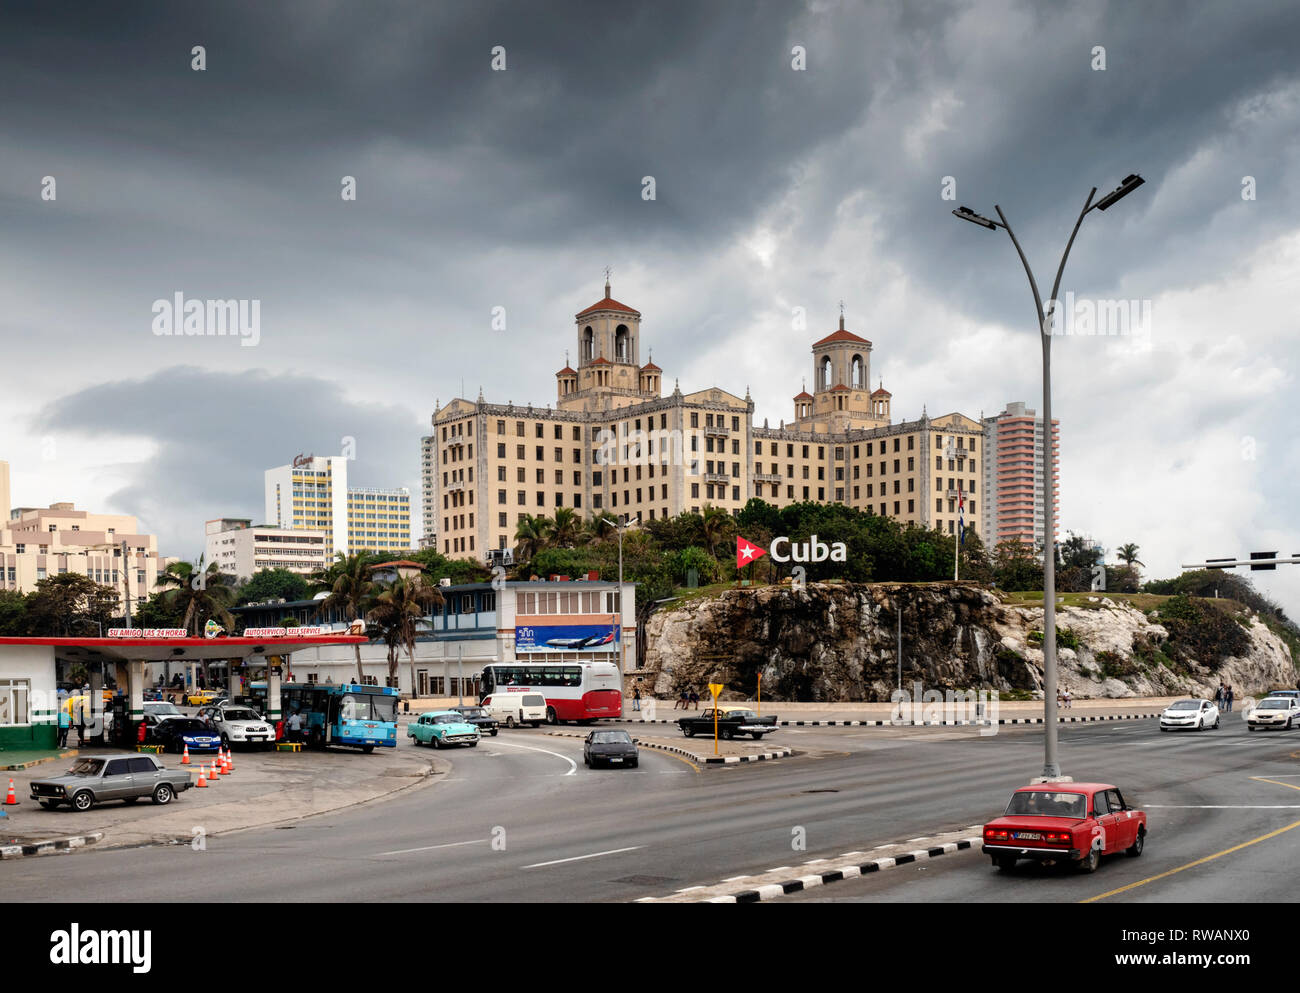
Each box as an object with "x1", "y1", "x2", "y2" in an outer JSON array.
[{"x1": 408, "y1": 711, "x2": 481, "y2": 748}]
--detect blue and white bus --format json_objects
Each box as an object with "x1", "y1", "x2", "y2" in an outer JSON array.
[{"x1": 251, "y1": 682, "x2": 399, "y2": 752}]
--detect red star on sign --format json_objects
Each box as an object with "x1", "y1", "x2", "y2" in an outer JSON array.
[{"x1": 736, "y1": 536, "x2": 767, "y2": 570}]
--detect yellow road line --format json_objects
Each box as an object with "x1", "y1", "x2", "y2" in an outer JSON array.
[{"x1": 1083, "y1": 776, "x2": 1300, "y2": 903}]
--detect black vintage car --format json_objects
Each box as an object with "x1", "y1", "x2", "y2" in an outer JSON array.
[
  {"x1": 677, "y1": 706, "x2": 779, "y2": 740},
  {"x1": 450, "y1": 705, "x2": 499, "y2": 736}
]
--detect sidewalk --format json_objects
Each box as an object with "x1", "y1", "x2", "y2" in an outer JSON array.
[
  {"x1": 0, "y1": 746, "x2": 446, "y2": 852},
  {"x1": 1, "y1": 748, "x2": 80, "y2": 771},
  {"x1": 619, "y1": 695, "x2": 1177, "y2": 724}
]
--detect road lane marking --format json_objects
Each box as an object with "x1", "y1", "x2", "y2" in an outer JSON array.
[
  {"x1": 376, "y1": 838, "x2": 487, "y2": 857},
  {"x1": 1145, "y1": 805, "x2": 1300, "y2": 809},
  {"x1": 1084, "y1": 777, "x2": 1300, "y2": 903},
  {"x1": 521, "y1": 846, "x2": 643, "y2": 869},
  {"x1": 485, "y1": 740, "x2": 578, "y2": 775}
]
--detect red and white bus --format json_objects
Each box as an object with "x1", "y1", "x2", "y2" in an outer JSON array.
[{"x1": 479, "y1": 661, "x2": 623, "y2": 723}]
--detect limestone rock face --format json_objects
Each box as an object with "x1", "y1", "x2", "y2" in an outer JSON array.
[{"x1": 641, "y1": 583, "x2": 1296, "y2": 701}]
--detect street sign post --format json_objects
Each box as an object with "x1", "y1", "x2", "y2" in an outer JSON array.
[
  {"x1": 757, "y1": 673, "x2": 762, "y2": 717},
  {"x1": 708, "y1": 682, "x2": 723, "y2": 755}
]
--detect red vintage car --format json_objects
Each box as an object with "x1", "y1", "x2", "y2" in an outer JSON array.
[{"x1": 982, "y1": 782, "x2": 1147, "y2": 873}]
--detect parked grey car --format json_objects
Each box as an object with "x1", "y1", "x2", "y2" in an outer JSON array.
[
  {"x1": 583, "y1": 729, "x2": 639, "y2": 768},
  {"x1": 29, "y1": 754, "x2": 193, "y2": 811}
]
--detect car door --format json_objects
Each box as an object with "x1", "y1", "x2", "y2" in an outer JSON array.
[
  {"x1": 1091, "y1": 789, "x2": 1120, "y2": 854},
  {"x1": 128, "y1": 756, "x2": 162, "y2": 797},
  {"x1": 100, "y1": 758, "x2": 134, "y2": 800},
  {"x1": 1106, "y1": 789, "x2": 1136, "y2": 849}
]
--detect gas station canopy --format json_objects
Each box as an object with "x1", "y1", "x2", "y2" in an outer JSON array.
[{"x1": 0, "y1": 635, "x2": 367, "y2": 662}]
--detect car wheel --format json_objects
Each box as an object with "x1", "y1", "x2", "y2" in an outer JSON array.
[
  {"x1": 1126, "y1": 828, "x2": 1145, "y2": 857},
  {"x1": 506, "y1": 716, "x2": 516, "y2": 729},
  {"x1": 431, "y1": 736, "x2": 441, "y2": 749},
  {"x1": 123, "y1": 796, "x2": 140, "y2": 804},
  {"x1": 584, "y1": 755, "x2": 590, "y2": 766},
  {"x1": 152, "y1": 784, "x2": 173, "y2": 806},
  {"x1": 1078, "y1": 847, "x2": 1100, "y2": 873},
  {"x1": 992, "y1": 854, "x2": 1016, "y2": 871},
  {"x1": 546, "y1": 707, "x2": 557, "y2": 725},
  {"x1": 629, "y1": 758, "x2": 638, "y2": 768},
  {"x1": 721, "y1": 728, "x2": 734, "y2": 741},
  {"x1": 530, "y1": 721, "x2": 541, "y2": 728},
  {"x1": 491, "y1": 729, "x2": 498, "y2": 737},
  {"x1": 1248, "y1": 726, "x2": 1257, "y2": 732},
  {"x1": 1159, "y1": 726, "x2": 1168, "y2": 732},
  {"x1": 751, "y1": 732, "x2": 763, "y2": 740},
  {"x1": 682, "y1": 725, "x2": 695, "y2": 737},
  {"x1": 1213, "y1": 717, "x2": 1220, "y2": 728},
  {"x1": 71, "y1": 791, "x2": 94, "y2": 812},
  {"x1": 38, "y1": 800, "x2": 56, "y2": 810},
  {"x1": 362, "y1": 745, "x2": 374, "y2": 754},
  {"x1": 1196, "y1": 718, "x2": 1204, "y2": 731},
  {"x1": 221, "y1": 734, "x2": 230, "y2": 747}
]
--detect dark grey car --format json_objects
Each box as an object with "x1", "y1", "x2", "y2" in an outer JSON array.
[
  {"x1": 29, "y1": 754, "x2": 193, "y2": 811},
  {"x1": 584, "y1": 729, "x2": 638, "y2": 768}
]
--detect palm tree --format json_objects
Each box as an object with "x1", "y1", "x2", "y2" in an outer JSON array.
[
  {"x1": 514, "y1": 514, "x2": 549, "y2": 563},
  {"x1": 155, "y1": 557, "x2": 237, "y2": 636},
  {"x1": 1116, "y1": 543, "x2": 1144, "y2": 569},
  {"x1": 310, "y1": 552, "x2": 376, "y2": 684},
  {"x1": 368, "y1": 575, "x2": 444, "y2": 696},
  {"x1": 581, "y1": 511, "x2": 619, "y2": 545},
  {"x1": 546, "y1": 506, "x2": 581, "y2": 548},
  {"x1": 155, "y1": 556, "x2": 236, "y2": 687},
  {"x1": 700, "y1": 504, "x2": 731, "y2": 560}
]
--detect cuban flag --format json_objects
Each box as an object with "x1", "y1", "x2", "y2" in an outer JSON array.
[
  {"x1": 958, "y1": 486, "x2": 965, "y2": 545},
  {"x1": 736, "y1": 536, "x2": 768, "y2": 570}
]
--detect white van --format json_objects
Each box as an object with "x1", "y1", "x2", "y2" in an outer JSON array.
[{"x1": 482, "y1": 692, "x2": 547, "y2": 728}]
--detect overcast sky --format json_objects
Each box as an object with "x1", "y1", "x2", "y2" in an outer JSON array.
[{"x1": 3, "y1": 0, "x2": 1299, "y2": 613}]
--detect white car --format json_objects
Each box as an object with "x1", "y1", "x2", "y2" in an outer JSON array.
[
  {"x1": 143, "y1": 701, "x2": 185, "y2": 722},
  {"x1": 481, "y1": 692, "x2": 547, "y2": 728},
  {"x1": 1247, "y1": 697, "x2": 1300, "y2": 731},
  {"x1": 208, "y1": 706, "x2": 277, "y2": 749},
  {"x1": 1159, "y1": 698, "x2": 1219, "y2": 731}
]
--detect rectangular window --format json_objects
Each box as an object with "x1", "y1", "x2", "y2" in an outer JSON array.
[{"x1": 0, "y1": 678, "x2": 30, "y2": 726}]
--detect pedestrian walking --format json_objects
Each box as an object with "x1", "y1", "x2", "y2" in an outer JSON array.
[
  {"x1": 57, "y1": 705, "x2": 70, "y2": 747},
  {"x1": 674, "y1": 687, "x2": 687, "y2": 710},
  {"x1": 1214, "y1": 683, "x2": 1223, "y2": 709},
  {"x1": 689, "y1": 688, "x2": 699, "y2": 710},
  {"x1": 632, "y1": 685, "x2": 641, "y2": 712},
  {"x1": 75, "y1": 704, "x2": 86, "y2": 746},
  {"x1": 1225, "y1": 685, "x2": 1234, "y2": 712},
  {"x1": 1063, "y1": 689, "x2": 1072, "y2": 709}
]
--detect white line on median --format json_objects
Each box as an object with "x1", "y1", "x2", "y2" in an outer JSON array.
[
  {"x1": 521, "y1": 846, "x2": 643, "y2": 869},
  {"x1": 376, "y1": 838, "x2": 488, "y2": 856},
  {"x1": 486, "y1": 739, "x2": 578, "y2": 775}
]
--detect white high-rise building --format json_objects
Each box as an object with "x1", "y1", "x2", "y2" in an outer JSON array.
[{"x1": 264, "y1": 455, "x2": 412, "y2": 556}]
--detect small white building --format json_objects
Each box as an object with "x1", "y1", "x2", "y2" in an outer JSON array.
[{"x1": 204, "y1": 518, "x2": 330, "y2": 581}]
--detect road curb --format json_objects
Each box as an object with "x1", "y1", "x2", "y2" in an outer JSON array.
[
  {"x1": 637, "y1": 832, "x2": 983, "y2": 903},
  {"x1": 0, "y1": 831, "x2": 104, "y2": 859},
  {"x1": 608, "y1": 713, "x2": 1161, "y2": 728},
  {"x1": 543, "y1": 731, "x2": 794, "y2": 766}
]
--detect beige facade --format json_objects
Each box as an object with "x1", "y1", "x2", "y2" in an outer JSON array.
[
  {"x1": 0, "y1": 466, "x2": 163, "y2": 613},
  {"x1": 423, "y1": 286, "x2": 985, "y2": 559},
  {"x1": 265, "y1": 456, "x2": 411, "y2": 556}
]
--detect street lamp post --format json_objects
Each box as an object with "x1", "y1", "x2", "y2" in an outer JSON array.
[{"x1": 952, "y1": 174, "x2": 1144, "y2": 780}]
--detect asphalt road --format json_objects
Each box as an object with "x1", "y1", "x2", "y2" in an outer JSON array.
[{"x1": 4, "y1": 715, "x2": 1298, "y2": 902}]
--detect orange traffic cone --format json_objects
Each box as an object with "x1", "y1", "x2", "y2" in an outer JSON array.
[
  {"x1": 225, "y1": 748, "x2": 234, "y2": 773},
  {"x1": 196, "y1": 765, "x2": 208, "y2": 788},
  {"x1": 218, "y1": 751, "x2": 229, "y2": 775},
  {"x1": 206, "y1": 759, "x2": 218, "y2": 783},
  {"x1": 181, "y1": 744, "x2": 191, "y2": 765},
  {"x1": 4, "y1": 779, "x2": 17, "y2": 804}
]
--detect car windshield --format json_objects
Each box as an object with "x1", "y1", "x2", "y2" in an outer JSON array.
[
  {"x1": 457, "y1": 708, "x2": 485, "y2": 717},
  {"x1": 67, "y1": 758, "x2": 104, "y2": 776},
  {"x1": 1259, "y1": 699, "x2": 1292, "y2": 710},
  {"x1": 591, "y1": 731, "x2": 631, "y2": 744},
  {"x1": 169, "y1": 719, "x2": 211, "y2": 732},
  {"x1": 1168, "y1": 701, "x2": 1201, "y2": 711},
  {"x1": 146, "y1": 703, "x2": 181, "y2": 714},
  {"x1": 1004, "y1": 791, "x2": 1087, "y2": 819},
  {"x1": 222, "y1": 709, "x2": 259, "y2": 721},
  {"x1": 434, "y1": 715, "x2": 462, "y2": 724}
]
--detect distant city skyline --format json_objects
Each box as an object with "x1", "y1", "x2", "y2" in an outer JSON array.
[{"x1": 2, "y1": 1, "x2": 1298, "y2": 613}]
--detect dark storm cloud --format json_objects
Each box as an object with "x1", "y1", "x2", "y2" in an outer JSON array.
[{"x1": 30, "y1": 366, "x2": 422, "y2": 557}]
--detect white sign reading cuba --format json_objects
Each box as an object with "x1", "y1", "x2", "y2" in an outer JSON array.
[{"x1": 770, "y1": 534, "x2": 847, "y2": 563}]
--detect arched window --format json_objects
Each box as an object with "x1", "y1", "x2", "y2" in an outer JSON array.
[
  {"x1": 851, "y1": 354, "x2": 865, "y2": 389},
  {"x1": 820, "y1": 356, "x2": 832, "y2": 389},
  {"x1": 615, "y1": 325, "x2": 629, "y2": 362},
  {"x1": 583, "y1": 327, "x2": 594, "y2": 362}
]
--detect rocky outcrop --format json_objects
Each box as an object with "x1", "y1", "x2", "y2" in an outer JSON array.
[{"x1": 641, "y1": 582, "x2": 1296, "y2": 701}]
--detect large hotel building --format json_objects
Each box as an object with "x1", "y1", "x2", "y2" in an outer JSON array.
[
  {"x1": 980, "y1": 401, "x2": 1061, "y2": 551},
  {"x1": 422, "y1": 281, "x2": 1046, "y2": 560}
]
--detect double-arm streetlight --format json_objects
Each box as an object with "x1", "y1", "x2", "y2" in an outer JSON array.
[{"x1": 952, "y1": 173, "x2": 1144, "y2": 780}]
